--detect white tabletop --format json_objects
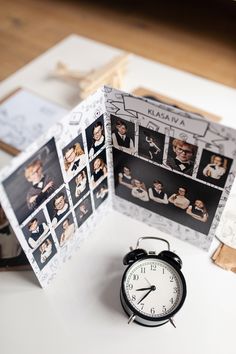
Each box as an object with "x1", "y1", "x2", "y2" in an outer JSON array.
[{"x1": 1, "y1": 35, "x2": 236, "y2": 354}]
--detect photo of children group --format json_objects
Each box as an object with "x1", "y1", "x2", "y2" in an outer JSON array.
[
  {"x1": 111, "y1": 113, "x2": 233, "y2": 236},
  {"x1": 113, "y1": 149, "x2": 223, "y2": 235},
  {"x1": 1, "y1": 114, "x2": 108, "y2": 273}
]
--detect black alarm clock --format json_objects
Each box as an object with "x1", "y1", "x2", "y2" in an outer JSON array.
[{"x1": 120, "y1": 236, "x2": 187, "y2": 327}]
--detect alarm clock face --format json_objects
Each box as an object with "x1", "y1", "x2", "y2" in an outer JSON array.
[{"x1": 122, "y1": 257, "x2": 186, "y2": 322}]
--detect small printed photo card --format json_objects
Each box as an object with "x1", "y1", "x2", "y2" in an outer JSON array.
[{"x1": 0, "y1": 88, "x2": 68, "y2": 154}]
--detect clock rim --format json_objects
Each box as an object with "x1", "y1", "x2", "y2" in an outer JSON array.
[{"x1": 120, "y1": 255, "x2": 187, "y2": 323}]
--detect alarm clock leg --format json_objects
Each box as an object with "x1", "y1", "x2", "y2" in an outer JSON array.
[
  {"x1": 128, "y1": 314, "x2": 136, "y2": 324},
  {"x1": 169, "y1": 318, "x2": 176, "y2": 328}
]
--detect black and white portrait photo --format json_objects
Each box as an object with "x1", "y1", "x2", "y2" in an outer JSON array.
[
  {"x1": 68, "y1": 167, "x2": 89, "y2": 206},
  {"x1": 2, "y1": 138, "x2": 64, "y2": 225},
  {"x1": 86, "y1": 115, "x2": 106, "y2": 159},
  {"x1": 196, "y1": 149, "x2": 232, "y2": 188},
  {"x1": 138, "y1": 126, "x2": 165, "y2": 163},
  {"x1": 89, "y1": 149, "x2": 108, "y2": 188},
  {"x1": 93, "y1": 178, "x2": 109, "y2": 209},
  {"x1": 111, "y1": 115, "x2": 135, "y2": 154},
  {"x1": 46, "y1": 187, "x2": 70, "y2": 227},
  {"x1": 32, "y1": 234, "x2": 57, "y2": 270},
  {"x1": 75, "y1": 194, "x2": 93, "y2": 227},
  {"x1": 21, "y1": 209, "x2": 49, "y2": 249},
  {"x1": 55, "y1": 213, "x2": 75, "y2": 247},
  {"x1": 62, "y1": 135, "x2": 86, "y2": 180},
  {"x1": 166, "y1": 138, "x2": 198, "y2": 176}
]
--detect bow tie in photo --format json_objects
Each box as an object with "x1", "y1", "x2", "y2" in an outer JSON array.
[
  {"x1": 72, "y1": 160, "x2": 80, "y2": 171},
  {"x1": 136, "y1": 188, "x2": 143, "y2": 193},
  {"x1": 36, "y1": 179, "x2": 44, "y2": 189},
  {"x1": 175, "y1": 159, "x2": 190, "y2": 170}
]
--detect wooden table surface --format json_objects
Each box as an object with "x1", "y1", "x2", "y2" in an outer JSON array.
[{"x1": 1, "y1": 0, "x2": 236, "y2": 87}]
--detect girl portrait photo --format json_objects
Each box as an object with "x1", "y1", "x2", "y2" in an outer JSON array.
[
  {"x1": 186, "y1": 200, "x2": 208, "y2": 223},
  {"x1": 63, "y1": 135, "x2": 86, "y2": 179},
  {"x1": 168, "y1": 186, "x2": 190, "y2": 210},
  {"x1": 90, "y1": 150, "x2": 108, "y2": 188}
]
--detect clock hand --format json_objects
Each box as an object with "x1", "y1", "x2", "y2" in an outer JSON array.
[
  {"x1": 144, "y1": 277, "x2": 152, "y2": 287},
  {"x1": 137, "y1": 285, "x2": 156, "y2": 304},
  {"x1": 136, "y1": 287, "x2": 152, "y2": 291}
]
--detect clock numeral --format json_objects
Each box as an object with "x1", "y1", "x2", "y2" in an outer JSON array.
[
  {"x1": 140, "y1": 267, "x2": 146, "y2": 274},
  {"x1": 128, "y1": 283, "x2": 133, "y2": 290},
  {"x1": 162, "y1": 306, "x2": 167, "y2": 313},
  {"x1": 140, "y1": 303, "x2": 144, "y2": 310},
  {"x1": 169, "y1": 297, "x2": 174, "y2": 304},
  {"x1": 150, "y1": 307, "x2": 155, "y2": 315},
  {"x1": 162, "y1": 268, "x2": 165, "y2": 274},
  {"x1": 131, "y1": 295, "x2": 136, "y2": 302},
  {"x1": 150, "y1": 264, "x2": 156, "y2": 271},
  {"x1": 133, "y1": 274, "x2": 139, "y2": 281},
  {"x1": 169, "y1": 275, "x2": 174, "y2": 282},
  {"x1": 173, "y1": 287, "x2": 178, "y2": 293}
]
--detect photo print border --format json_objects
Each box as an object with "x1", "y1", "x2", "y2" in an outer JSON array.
[
  {"x1": 89, "y1": 148, "x2": 108, "y2": 189},
  {"x1": 32, "y1": 234, "x2": 57, "y2": 271},
  {"x1": 86, "y1": 114, "x2": 106, "y2": 160},
  {"x1": 138, "y1": 125, "x2": 165, "y2": 164},
  {"x1": 68, "y1": 166, "x2": 90, "y2": 207},
  {"x1": 62, "y1": 134, "x2": 87, "y2": 181},
  {"x1": 46, "y1": 186, "x2": 71, "y2": 228},
  {"x1": 196, "y1": 149, "x2": 233, "y2": 188},
  {"x1": 74, "y1": 193, "x2": 93, "y2": 228},
  {"x1": 21, "y1": 209, "x2": 49, "y2": 250},
  {"x1": 93, "y1": 178, "x2": 109, "y2": 210},
  {"x1": 166, "y1": 137, "x2": 198, "y2": 176},
  {"x1": 55, "y1": 213, "x2": 76, "y2": 248},
  {"x1": 111, "y1": 114, "x2": 136, "y2": 155}
]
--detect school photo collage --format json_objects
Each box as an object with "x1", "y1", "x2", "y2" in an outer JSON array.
[
  {"x1": 111, "y1": 114, "x2": 233, "y2": 236},
  {"x1": 1, "y1": 115, "x2": 109, "y2": 271}
]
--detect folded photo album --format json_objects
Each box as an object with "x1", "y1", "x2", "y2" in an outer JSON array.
[{"x1": 0, "y1": 86, "x2": 235, "y2": 287}]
